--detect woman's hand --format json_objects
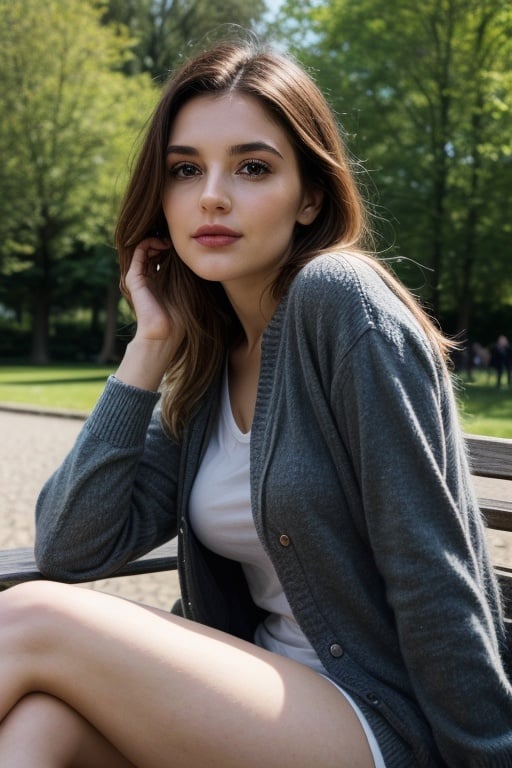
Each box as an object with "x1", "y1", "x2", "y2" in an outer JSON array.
[
  {"x1": 116, "y1": 238, "x2": 185, "y2": 391},
  {"x1": 125, "y1": 237, "x2": 174, "y2": 341}
]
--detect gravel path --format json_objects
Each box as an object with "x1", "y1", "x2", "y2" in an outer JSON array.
[
  {"x1": 0, "y1": 408, "x2": 180, "y2": 610},
  {"x1": 0, "y1": 407, "x2": 510, "y2": 613}
]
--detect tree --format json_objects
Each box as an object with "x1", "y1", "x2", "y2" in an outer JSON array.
[
  {"x1": 102, "y1": 0, "x2": 267, "y2": 81},
  {"x1": 0, "y1": 0, "x2": 157, "y2": 362},
  {"x1": 273, "y1": 0, "x2": 512, "y2": 337}
]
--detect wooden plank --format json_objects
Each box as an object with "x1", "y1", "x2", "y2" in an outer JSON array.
[
  {"x1": 481, "y1": 500, "x2": 512, "y2": 532},
  {"x1": 497, "y1": 569, "x2": 512, "y2": 619},
  {"x1": 465, "y1": 434, "x2": 512, "y2": 481},
  {"x1": 0, "y1": 547, "x2": 41, "y2": 587},
  {"x1": 0, "y1": 540, "x2": 178, "y2": 591}
]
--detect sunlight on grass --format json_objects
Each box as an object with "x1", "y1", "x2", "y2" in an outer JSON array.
[
  {"x1": 0, "y1": 365, "x2": 115, "y2": 412},
  {"x1": 455, "y1": 370, "x2": 512, "y2": 438},
  {"x1": 0, "y1": 365, "x2": 511, "y2": 437}
]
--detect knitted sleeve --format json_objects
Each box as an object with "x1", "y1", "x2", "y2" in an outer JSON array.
[
  {"x1": 35, "y1": 376, "x2": 181, "y2": 581},
  {"x1": 333, "y1": 308, "x2": 512, "y2": 763}
]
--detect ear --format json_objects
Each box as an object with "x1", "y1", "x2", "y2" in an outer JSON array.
[{"x1": 296, "y1": 187, "x2": 324, "y2": 226}]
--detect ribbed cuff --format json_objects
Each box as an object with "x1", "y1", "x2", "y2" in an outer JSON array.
[{"x1": 85, "y1": 375, "x2": 161, "y2": 447}]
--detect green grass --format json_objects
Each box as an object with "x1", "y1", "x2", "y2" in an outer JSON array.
[
  {"x1": 0, "y1": 365, "x2": 511, "y2": 438},
  {"x1": 0, "y1": 365, "x2": 115, "y2": 412},
  {"x1": 455, "y1": 370, "x2": 512, "y2": 438}
]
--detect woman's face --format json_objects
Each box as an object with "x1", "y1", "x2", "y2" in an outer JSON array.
[{"x1": 162, "y1": 92, "x2": 320, "y2": 301}]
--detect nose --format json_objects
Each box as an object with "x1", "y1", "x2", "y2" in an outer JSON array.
[{"x1": 199, "y1": 170, "x2": 231, "y2": 213}]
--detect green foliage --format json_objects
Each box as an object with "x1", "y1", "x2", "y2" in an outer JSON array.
[
  {"x1": 0, "y1": 0, "x2": 151, "y2": 257},
  {"x1": 0, "y1": 0, "x2": 271, "y2": 363},
  {"x1": 102, "y1": 0, "x2": 267, "y2": 80},
  {"x1": 273, "y1": 0, "x2": 512, "y2": 338},
  {"x1": 2, "y1": 0, "x2": 510, "y2": 365},
  {"x1": 0, "y1": 310, "x2": 131, "y2": 362},
  {"x1": 0, "y1": 0, "x2": 158, "y2": 361}
]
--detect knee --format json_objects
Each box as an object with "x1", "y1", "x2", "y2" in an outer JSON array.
[
  {"x1": 1, "y1": 579, "x2": 59, "y2": 615},
  {"x1": 0, "y1": 693, "x2": 81, "y2": 765},
  {"x1": 3, "y1": 691, "x2": 55, "y2": 725},
  {"x1": 0, "y1": 581, "x2": 77, "y2": 649}
]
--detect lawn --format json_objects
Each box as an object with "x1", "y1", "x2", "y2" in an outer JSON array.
[
  {"x1": 455, "y1": 370, "x2": 512, "y2": 439},
  {"x1": 0, "y1": 365, "x2": 511, "y2": 438},
  {"x1": 0, "y1": 365, "x2": 115, "y2": 412}
]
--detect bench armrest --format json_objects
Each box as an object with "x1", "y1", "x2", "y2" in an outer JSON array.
[{"x1": 0, "y1": 540, "x2": 178, "y2": 591}]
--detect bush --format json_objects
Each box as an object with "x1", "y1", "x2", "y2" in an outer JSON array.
[{"x1": 0, "y1": 321, "x2": 31, "y2": 360}]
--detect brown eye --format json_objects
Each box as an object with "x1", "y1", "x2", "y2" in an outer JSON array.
[
  {"x1": 239, "y1": 159, "x2": 270, "y2": 177},
  {"x1": 170, "y1": 162, "x2": 200, "y2": 178}
]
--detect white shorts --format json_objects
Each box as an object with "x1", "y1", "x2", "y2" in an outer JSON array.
[{"x1": 320, "y1": 675, "x2": 386, "y2": 767}]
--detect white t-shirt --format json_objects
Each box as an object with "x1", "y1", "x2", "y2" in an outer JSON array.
[
  {"x1": 189, "y1": 364, "x2": 324, "y2": 672},
  {"x1": 189, "y1": 366, "x2": 385, "y2": 767}
]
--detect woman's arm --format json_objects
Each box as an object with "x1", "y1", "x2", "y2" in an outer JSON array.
[
  {"x1": 116, "y1": 236, "x2": 185, "y2": 390},
  {"x1": 336, "y1": 325, "x2": 512, "y2": 762},
  {"x1": 35, "y1": 238, "x2": 185, "y2": 581},
  {"x1": 35, "y1": 376, "x2": 181, "y2": 582}
]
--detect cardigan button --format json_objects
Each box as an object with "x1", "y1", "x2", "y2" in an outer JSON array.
[
  {"x1": 279, "y1": 534, "x2": 290, "y2": 547},
  {"x1": 329, "y1": 643, "x2": 344, "y2": 658}
]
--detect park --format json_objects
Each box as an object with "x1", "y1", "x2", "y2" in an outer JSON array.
[
  {"x1": 0, "y1": 1, "x2": 511, "y2": 764},
  {"x1": 0, "y1": 0, "x2": 511, "y2": 632}
]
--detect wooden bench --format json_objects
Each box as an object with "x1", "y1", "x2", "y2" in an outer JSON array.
[
  {"x1": 462, "y1": 434, "x2": 512, "y2": 630},
  {"x1": 0, "y1": 435, "x2": 511, "y2": 640},
  {"x1": 0, "y1": 540, "x2": 178, "y2": 591}
]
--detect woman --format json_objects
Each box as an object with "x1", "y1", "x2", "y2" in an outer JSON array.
[{"x1": 0, "y1": 40, "x2": 510, "y2": 767}]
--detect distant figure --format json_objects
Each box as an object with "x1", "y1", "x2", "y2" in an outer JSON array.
[
  {"x1": 490, "y1": 335, "x2": 512, "y2": 388},
  {"x1": 471, "y1": 341, "x2": 491, "y2": 371},
  {"x1": 452, "y1": 341, "x2": 490, "y2": 381}
]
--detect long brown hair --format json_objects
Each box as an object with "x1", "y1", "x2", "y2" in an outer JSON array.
[{"x1": 116, "y1": 40, "x2": 450, "y2": 439}]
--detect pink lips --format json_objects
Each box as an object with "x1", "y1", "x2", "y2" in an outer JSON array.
[{"x1": 192, "y1": 225, "x2": 241, "y2": 247}]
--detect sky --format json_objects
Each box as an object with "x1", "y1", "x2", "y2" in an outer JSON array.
[{"x1": 265, "y1": 0, "x2": 283, "y2": 20}]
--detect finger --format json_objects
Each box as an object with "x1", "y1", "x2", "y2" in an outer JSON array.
[
  {"x1": 145, "y1": 247, "x2": 171, "y2": 277},
  {"x1": 139, "y1": 235, "x2": 172, "y2": 251},
  {"x1": 131, "y1": 240, "x2": 171, "y2": 277}
]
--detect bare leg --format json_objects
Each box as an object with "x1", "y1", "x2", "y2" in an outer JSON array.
[
  {"x1": 0, "y1": 581, "x2": 375, "y2": 768},
  {"x1": 0, "y1": 693, "x2": 134, "y2": 768}
]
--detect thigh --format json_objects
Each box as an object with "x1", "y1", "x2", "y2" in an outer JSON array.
[
  {"x1": 0, "y1": 692, "x2": 134, "y2": 768},
  {"x1": 2, "y1": 581, "x2": 375, "y2": 768}
]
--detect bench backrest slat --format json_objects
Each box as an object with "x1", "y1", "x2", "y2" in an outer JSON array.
[
  {"x1": 497, "y1": 570, "x2": 512, "y2": 613},
  {"x1": 465, "y1": 434, "x2": 512, "y2": 481},
  {"x1": 481, "y1": 502, "x2": 512, "y2": 533}
]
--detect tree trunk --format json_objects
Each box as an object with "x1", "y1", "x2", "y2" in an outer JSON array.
[
  {"x1": 456, "y1": 73, "x2": 484, "y2": 338},
  {"x1": 30, "y1": 241, "x2": 51, "y2": 364},
  {"x1": 96, "y1": 276, "x2": 120, "y2": 364}
]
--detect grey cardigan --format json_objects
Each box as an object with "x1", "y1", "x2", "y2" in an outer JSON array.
[{"x1": 35, "y1": 253, "x2": 512, "y2": 767}]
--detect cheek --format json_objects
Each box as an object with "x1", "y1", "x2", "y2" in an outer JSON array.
[
  {"x1": 162, "y1": 191, "x2": 183, "y2": 234},
  {"x1": 160, "y1": 201, "x2": 182, "y2": 256},
  {"x1": 162, "y1": 188, "x2": 176, "y2": 216},
  {"x1": 262, "y1": 200, "x2": 303, "y2": 238},
  {"x1": 251, "y1": 185, "x2": 303, "y2": 226}
]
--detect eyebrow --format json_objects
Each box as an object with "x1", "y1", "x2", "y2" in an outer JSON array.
[{"x1": 166, "y1": 141, "x2": 283, "y2": 159}]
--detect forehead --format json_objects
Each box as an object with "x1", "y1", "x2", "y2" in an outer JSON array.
[{"x1": 168, "y1": 92, "x2": 293, "y2": 151}]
